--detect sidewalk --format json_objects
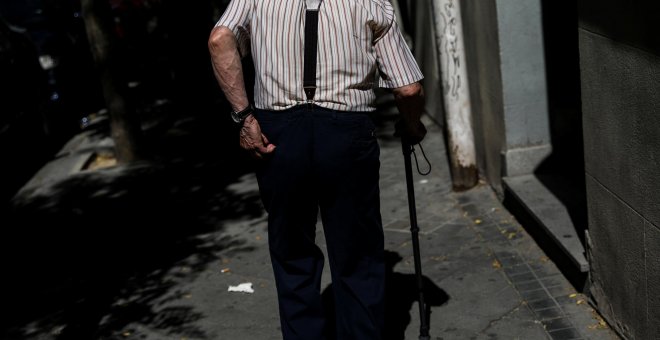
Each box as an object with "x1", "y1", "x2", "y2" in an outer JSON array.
[
  {"x1": 5, "y1": 103, "x2": 619, "y2": 340},
  {"x1": 193, "y1": 114, "x2": 618, "y2": 340}
]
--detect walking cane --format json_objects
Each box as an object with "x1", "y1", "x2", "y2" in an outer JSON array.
[{"x1": 401, "y1": 140, "x2": 431, "y2": 340}]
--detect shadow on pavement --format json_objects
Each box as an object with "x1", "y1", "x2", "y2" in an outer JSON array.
[
  {"x1": 1, "y1": 109, "x2": 263, "y2": 339},
  {"x1": 321, "y1": 250, "x2": 449, "y2": 340},
  {"x1": 0, "y1": 67, "x2": 426, "y2": 339}
]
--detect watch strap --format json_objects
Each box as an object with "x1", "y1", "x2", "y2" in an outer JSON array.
[{"x1": 231, "y1": 104, "x2": 253, "y2": 124}]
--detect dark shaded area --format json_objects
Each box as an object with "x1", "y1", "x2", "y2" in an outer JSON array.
[
  {"x1": 0, "y1": 0, "x2": 232, "y2": 202},
  {"x1": 0, "y1": 0, "x2": 102, "y2": 140},
  {"x1": 1, "y1": 109, "x2": 263, "y2": 339},
  {"x1": 578, "y1": 0, "x2": 660, "y2": 57},
  {"x1": 0, "y1": 1, "x2": 272, "y2": 338},
  {"x1": 321, "y1": 251, "x2": 449, "y2": 340},
  {"x1": 0, "y1": 18, "x2": 54, "y2": 203},
  {"x1": 394, "y1": 0, "x2": 414, "y2": 40},
  {"x1": 535, "y1": 0, "x2": 588, "y2": 244}
]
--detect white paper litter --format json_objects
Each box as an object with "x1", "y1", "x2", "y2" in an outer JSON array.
[{"x1": 228, "y1": 282, "x2": 254, "y2": 293}]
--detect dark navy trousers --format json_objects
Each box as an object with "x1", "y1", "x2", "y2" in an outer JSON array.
[{"x1": 254, "y1": 105, "x2": 385, "y2": 340}]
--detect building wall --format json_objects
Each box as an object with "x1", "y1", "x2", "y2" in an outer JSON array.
[
  {"x1": 461, "y1": 0, "x2": 505, "y2": 190},
  {"x1": 461, "y1": 0, "x2": 550, "y2": 192},
  {"x1": 495, "y1": 0, "x2": 550, "y2": 150},
  {"x1": 578, "y1": 1, "x2": 660, "y2": 338}
]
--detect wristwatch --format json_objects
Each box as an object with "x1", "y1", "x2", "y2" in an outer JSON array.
[{"x1": 231, "y1": 105, "x2": 254, "y2": 125}]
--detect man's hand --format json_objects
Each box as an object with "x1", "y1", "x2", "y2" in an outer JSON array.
[
  {"x1": 394, "y1": 119, "x2": 427, "y2": 145},
  {"x1": 240, "y1": 115, "x2": 276, "y2": 159},
  {"x1": 392, "y1": 82, "x2": 427, "y2": 144}
]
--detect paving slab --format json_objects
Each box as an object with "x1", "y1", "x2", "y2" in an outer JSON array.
[
  {"x1": 503, "y1": 174, "x2": 589, "y2": 272},
  {"x1": 6, "y1": 110, "x2": 619, "y2": 340}
]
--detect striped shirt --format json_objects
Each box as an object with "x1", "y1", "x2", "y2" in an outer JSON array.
[{"x1": 216, "y1": 0, "x2": 423, "y2": 112}]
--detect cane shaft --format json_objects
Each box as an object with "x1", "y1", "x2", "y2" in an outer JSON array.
[{"x1": 401, "y1": 142, "x2": 431, "y2": 338}]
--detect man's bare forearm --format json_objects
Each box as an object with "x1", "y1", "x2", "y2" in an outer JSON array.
[
  {"x1": 208, "y1": 26, "x2": 249, "y2": 112},
  {"x1": 392, "y1": 82, "x2": 425, "y2": 123},
  {"x1": 208, "y1": 26, "x2": 274, "y2": 158}
]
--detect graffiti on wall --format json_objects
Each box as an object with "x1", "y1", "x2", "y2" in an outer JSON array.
[{"x1": 440, "y1": 0, "x2": 461, "y2": 100}]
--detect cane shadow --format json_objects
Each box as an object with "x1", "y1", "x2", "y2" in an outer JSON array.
[{"x1": 321, "y1": 251, "x2": 449, "y2": 340}]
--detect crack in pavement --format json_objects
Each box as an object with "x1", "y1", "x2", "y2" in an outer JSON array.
[{"x1": 475, "y1": 300, "x2": 530, "y2": 336}]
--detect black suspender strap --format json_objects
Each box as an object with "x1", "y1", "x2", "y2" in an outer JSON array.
[{"x1": 303, "y1": 8, "x2": 320, "y2": 101}]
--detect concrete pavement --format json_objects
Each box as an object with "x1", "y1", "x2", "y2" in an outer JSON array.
[
  {"x1": 187, "y1": 114, "x2": 618, "y2": 340},
  {"x1": 5, "y1": 103, "x2": 619, "y2": 340}
]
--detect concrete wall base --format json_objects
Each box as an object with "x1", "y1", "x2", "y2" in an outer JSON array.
[{"x1": 501, "y1": 144, "x2": 552, "y2": 178}]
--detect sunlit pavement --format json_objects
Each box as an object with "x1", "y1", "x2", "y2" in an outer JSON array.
[
  {"x1": 5, "y1": 102, "x2": 619, "y2": 340},
  {"x1": 192, "y1": 113, "x2": 618, "y2": 340}
]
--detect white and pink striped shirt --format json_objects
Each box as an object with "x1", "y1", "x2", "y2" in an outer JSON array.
[{"x1": 216, "y1": 0, "x2": 423, "y2": 112}]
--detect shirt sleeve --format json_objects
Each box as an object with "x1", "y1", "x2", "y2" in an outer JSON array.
[
  {"x1": 215, "y1": 0, "x2": 253, "y2": 56},
  {"x1": 373, "y1": 6, "x2": 423, "y2": 89}
]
